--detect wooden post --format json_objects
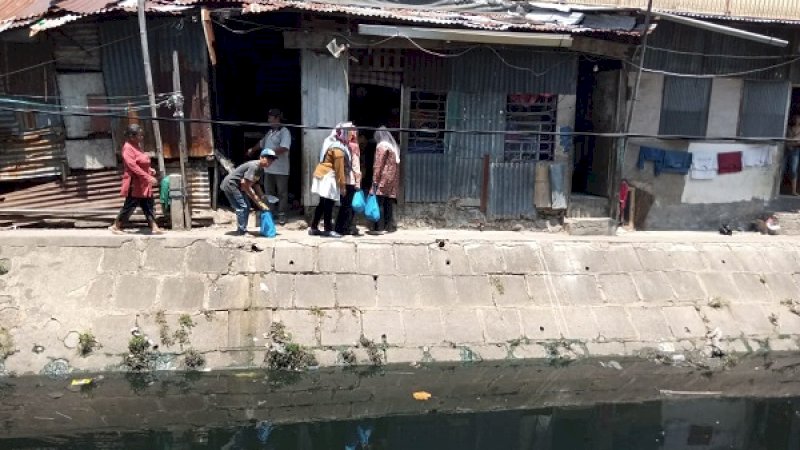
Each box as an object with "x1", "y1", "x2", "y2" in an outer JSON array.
[
  {"x1": 172, "y1": 50, "x2": 192, "y2": 230},
  {"x1": 169, "y1": 174, "x2": 186, "y2": 230},
  {"x1": 137, "y1": 0, "x2": 166, "y2": 177},
  {"x1": 480, "y1": 154, "x2": 490, "y2": 214}
]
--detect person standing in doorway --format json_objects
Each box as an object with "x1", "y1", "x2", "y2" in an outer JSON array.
[
  {"x1": 787, "y1": 114, "x2": 800, "y2": 196},
  {"x1": 248, "y1": 109, "x2": 291, "y2": 224},
  {"x1": 370, "y1": 127, "x2": 400, "y2": 234},
  {"x1": 221, "y1": 149, "x2": 276, "y2": 236},
  {"x1": 110, "y1": 124, "x2": 162, "y2": 235},
  {"x1": 335, "y1": 124, "x2": 362, "y2": 236}
]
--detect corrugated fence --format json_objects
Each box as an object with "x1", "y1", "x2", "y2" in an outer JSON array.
[{"x1": 488, "y1": 162, "x2": 537, "y2": 219}]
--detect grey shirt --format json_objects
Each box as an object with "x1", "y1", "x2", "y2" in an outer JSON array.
[
  {"x1": 222, "y1": 160, "x2": 264, "y2": 192},
  {"x1": 259, "y1": 127, "x2": 292, "y2": 176}
]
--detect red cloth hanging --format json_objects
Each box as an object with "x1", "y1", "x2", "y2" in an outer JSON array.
[{"x1": 717, "y1": 151, "x2": 743, "y2": 174}]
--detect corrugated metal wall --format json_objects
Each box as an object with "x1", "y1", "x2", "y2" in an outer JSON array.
[
  {"x1": 659, "y1": 77, "x2": 712, "y2": 136},
  {"x1": 488, "y1": 162, "x2": 537, "y2": 218},
  {"x1": 403, "y1": 154, "x2": 449, "y2": 202},
  {"x1": 402, "y1": 48, "x2": 576, "y2": 207},
  {"x1": 646, "y1": 21, "x2": 793, "y2": 80},
  {"x1": 99, "y1": 16, "x2": 212, "y2": 159},
  {"x1": 52, "y1": 22, "x2": 102, "y2": 72},
  {"x1": 0, "y1": 128, "x2": 66, "y2": 181},
  {"x1": 450, "y1": 48, "x2": 578, "y2": 94}
]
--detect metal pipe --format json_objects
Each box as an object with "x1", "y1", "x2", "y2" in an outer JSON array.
[
  {"x1": 659, "y1": 12, "x2": 789, "y2": 48},
  {"x1": 137, "y1": 0, "x2": 166, "y2": 176}
]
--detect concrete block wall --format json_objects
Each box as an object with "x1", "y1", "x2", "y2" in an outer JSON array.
[{"x1": 1, "y1": 234, "x2": 800, "y2": 374}]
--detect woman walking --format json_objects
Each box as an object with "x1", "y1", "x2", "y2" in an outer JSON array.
[
  {"x1": 370, "y1": 127, "x2": 400, "y2": 234},
  {"x1": 310, "y1": 124, "x2": 349, "y2": 237},
  {"x1": 110, "y1": 124, "x2": 162, "y2": 234},
  {"x1": 335, "y1": 124, "x2": 362, "y2": 236}
]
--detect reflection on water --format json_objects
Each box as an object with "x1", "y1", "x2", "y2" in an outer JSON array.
[
  {"x1": 5, "y1": 397, "x2": 800, "y2": 449},
  {"x1": 3, "y1": 358, "x2": 800, "y2": 449}
]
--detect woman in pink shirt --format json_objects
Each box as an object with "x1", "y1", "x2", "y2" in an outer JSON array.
[{"x1": 109, "y1": 124, "x2": 162, "y2": 234}]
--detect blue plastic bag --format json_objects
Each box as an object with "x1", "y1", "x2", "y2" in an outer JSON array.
[
  {"x1": 352, "y1": 190, "x2": 366, "y2": 214},
  {"x1": 260, "y1": 211, "x2": 277, "y2": 238},
  {"x1": 365, "y1": 194, "x2": 381, "y2": 222}
]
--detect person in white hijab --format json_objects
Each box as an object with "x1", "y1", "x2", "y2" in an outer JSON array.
[{"x1": 370, "y1": 127, "x2": 401, "y2": 234}]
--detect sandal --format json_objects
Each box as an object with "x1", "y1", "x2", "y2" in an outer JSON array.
[{"x1": 108, "y1": 226, "x2": 124, "y2": 235}]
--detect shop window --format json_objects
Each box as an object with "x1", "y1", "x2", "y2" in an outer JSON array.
[
  {"x1": 408, "y1": 90, "x2": 447, "y2": 154},
  {"x1": 504, "y1": 93, "x2": 557, "y2": 162},
  {"x1": 659, "y1": 76, "x2": 711, "y2": 137}
]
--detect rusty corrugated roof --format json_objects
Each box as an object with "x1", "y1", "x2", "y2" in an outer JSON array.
[{"x1": 1, "y1": 0, "x2": 645, "y2": 35}]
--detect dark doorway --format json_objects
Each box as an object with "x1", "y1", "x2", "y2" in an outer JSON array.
[
  {"x1": 349, "y1": 83, "x2": 401, "y2": 190},
  {"x1": 211, "y1": 13, "x2": 303, "y2": 207},
  {"x1": 572, "y1": 58, "x2": 622, "y2": 197}
]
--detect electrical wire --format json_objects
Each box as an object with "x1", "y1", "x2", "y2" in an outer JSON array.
[
  {"x1": 625, "y1": 55, "x2": 800, "y2": 78},
  {"x1": 1, "y1": 103, "x2": 797, "y2": 143},
  {"x1": 645, "y1": 44, "x2": 797, "y2": 60}
]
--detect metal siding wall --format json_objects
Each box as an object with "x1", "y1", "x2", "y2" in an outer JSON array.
[
  {"x1": 446, "y1": 91, "x2": 505, "y2": 160},
  {"x1": 739, "y1": 80, "x2": 790, "y2": 137},
  {"x1": 403, "y1": 51, "x2": 450, "y2": 92},
  {"x1": 451, "y1": 48, "x2": 577, "y2": 94},
  {"x1": 301, "y1": 49, "x2": 348, "y2": 206},
  {"x1": 659, "y1": 77, "x2": 712, "y2": 136},
  {"x1": 403, "y1": 153, "x2": 449, "y2": 202},
  {"x1": 448, "y1": 156, "x2": 484, "y2": 200},
  {"x1": 99, "y1": 17, "x2": 212, "y2": 158},
  {"x1": 488, "y1": 162, "x2": 536, "y2": 218},
  {"x1": 646, "y1": 21, "x2": 791, "y2": 80},
  {"x1": 53, "y1": 22, "x2": 102, "y2": 72}
]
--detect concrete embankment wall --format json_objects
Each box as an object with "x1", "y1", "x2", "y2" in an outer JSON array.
[{"x1": 1, "y1": 232, "x2": 800, "y2": 374}]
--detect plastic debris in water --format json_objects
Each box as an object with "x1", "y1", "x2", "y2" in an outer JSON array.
[
  {"x1": 256, "y1": 420, "x2": 273, "y2": 443},
  {"x1": 70, "y1": 378, "x2": 93, "y2": 386},
  {"x1": 413, "y1": 391, "x2": 432, "y2": 401}
]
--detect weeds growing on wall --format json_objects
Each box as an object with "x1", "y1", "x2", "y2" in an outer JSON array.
[
  {"x1": 123, "y1": 335, "x2": 157, "y2": 372},
  {"x1": 77, "y1": 332, "x2": 99, "y2": 357},
  {"x1": 183, "y1": 348, "x2": 206, "y2": 370},
  {"x1": 265, "y1": 322, "x2": 317, "y2": 371}
]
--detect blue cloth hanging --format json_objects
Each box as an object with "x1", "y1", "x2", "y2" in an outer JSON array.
[
  {"x1": 660, "y1": 150, "x2": 693, "y2": 175},
  {"x1": 637, "y1": 146, "x2": 666, "y2": 175}
]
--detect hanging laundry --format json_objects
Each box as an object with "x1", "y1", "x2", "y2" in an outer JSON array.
[
  {"x1": 742, "y1": 146, "x2": 773, "y2": 168},
  {"x1": 636, "y1": 146, "x2": 665, "y2": 175},
  {"x1": 717, "y1": 151, "x2": 743, "y2": 174},
  {"x1": 660, "y1": 150, "x2": 693, "y2": 175},
  {"x1": 690, "y1": 150, "x2": 718, "y2": 180}
]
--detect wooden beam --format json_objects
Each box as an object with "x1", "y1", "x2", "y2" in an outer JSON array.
[
  {"x1": 571, "y1": 36, "x2": 632, "y2": 60},
  {"x1": 201, "y1": 7, "x2": 217, "y2": 66}
]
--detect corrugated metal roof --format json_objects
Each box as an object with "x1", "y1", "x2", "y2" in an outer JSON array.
[
  {"x1": 244, "y1": 0, "x2": 643, "y2": 34},
  {"x1": 1, "y1": 0, "x2": 645, "y2": 35},
  {"x1": 555, "y1": 0, "x2": 800, "y2": 24}
]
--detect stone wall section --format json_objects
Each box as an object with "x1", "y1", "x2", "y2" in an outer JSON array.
[{"x1": 1, "y1": 235, "x2": 800, "y2": 373}]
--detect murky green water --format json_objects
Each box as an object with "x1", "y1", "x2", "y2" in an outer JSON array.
[{"x1": 3, "y1": 357, "x2": 800, "y2": 449}]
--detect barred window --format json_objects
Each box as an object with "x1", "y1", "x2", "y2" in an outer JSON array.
[
  {"x1": 408, "y1": 91, "x2": 447, "y2": 154},
  {"x1": 504, "y1": 93, "x2": 557, "y2": 162},
  {"x1": 739, "y1": 80, "x2": 789, "y2": 138}
]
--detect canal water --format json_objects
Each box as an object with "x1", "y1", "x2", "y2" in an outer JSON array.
[{"x1": 2, "y1": 356, "x2": 800, "y2": 449}]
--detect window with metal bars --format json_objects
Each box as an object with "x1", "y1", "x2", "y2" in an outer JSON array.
[
  {"x1": 504, "y1": 93, "x2": 557, "y2": 162},
  {"x1": 407, "y1": 90, "x2": 447, "y2": 154}
]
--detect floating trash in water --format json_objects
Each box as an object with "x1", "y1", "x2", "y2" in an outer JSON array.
[
  {"x1": 413, "y1": 391, "x2": 432, "y2": 401},
  {"x1": 41, "y1": 359, "x2": 70, "y2": 379},
  {"x1": 70, "y1": 378, "x2": 93, "y2": 387}
]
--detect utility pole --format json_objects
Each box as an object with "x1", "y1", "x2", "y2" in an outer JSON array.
[
  {"x1": 172, "y1": 50, "x2": 192, "y2": 230},
  {"x1": 137, "y1": 0, "x2": 166, "y2": 176}
]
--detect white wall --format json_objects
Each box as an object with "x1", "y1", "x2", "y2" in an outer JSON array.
[
  {"x1": 681, "y1": 142, "x2": 777, "y2": 204},
  {"x1": 627, "y1": 72, "x2": 663, "y2": 136},
  {"x1": 65, "y1": 139, "x2": 115, "y2": 170},
  {"x1": 706, "y1": 78, "x2": 742, "y2": 137},
  {"x1": 56, "y1": 73, "x2": 105, "y2": 139}
]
